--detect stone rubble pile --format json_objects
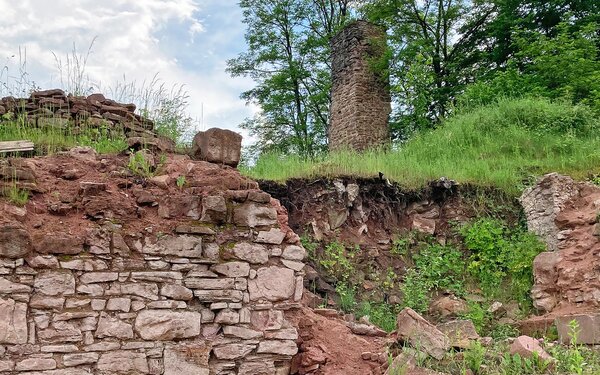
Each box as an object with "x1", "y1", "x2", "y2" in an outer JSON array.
[{"x1": 0, "y1": 89, "x2": 174, "y2": 152}]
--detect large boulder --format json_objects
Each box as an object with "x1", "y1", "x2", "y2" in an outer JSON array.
[{"x1": 191, "y1": 128, "x2": 242, "y2": 167}]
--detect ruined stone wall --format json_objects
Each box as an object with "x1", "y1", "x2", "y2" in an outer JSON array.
[
  {"x1": 522, "y1": 173, "x2": 600, "y2": 314},
  {"x1": 329, "y1": 20, "x2": 391, "y2": 152},
  {"x1": 0, "y1": 89, "x2": 174, "y2": 153},
  {"x1": 0, "y1": 149, "x2": 304, "y2": 374}
]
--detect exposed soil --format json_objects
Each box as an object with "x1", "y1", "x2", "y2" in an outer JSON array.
[
  {"x1": 288, "y1": 304, "x2": 388, "y2": 375},
  {"x1": 0, "y1": 147, "x2": 260, "y2": 246}
]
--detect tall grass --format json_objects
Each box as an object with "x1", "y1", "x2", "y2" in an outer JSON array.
[
  {"x1": 1, "y1": 40, "x2": 196, "y2": 151},
  {"x1": 0, "y1": 117, "x2": 127, "y2": 155},
  {"x1": 243, "y1": 98, "x2": 600, "y2": 195}
]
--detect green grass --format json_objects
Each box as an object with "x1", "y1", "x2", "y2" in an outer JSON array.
[
  {"x1": 242, "y1": 98, "x2": 600, "y2": 196},
  {"x1": 0, "y1": 117, "x2": 127, "y2": 155}
]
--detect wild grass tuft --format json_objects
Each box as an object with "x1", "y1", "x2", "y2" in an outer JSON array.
[{"x1": 243, "y1": 98, "x2": 600, "y2": 196}]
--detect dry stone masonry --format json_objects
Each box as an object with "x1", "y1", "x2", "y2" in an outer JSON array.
[
  {"x1": 0, "y1": 132, "x2": 304, "y2": 374},
  {"x1": 0, "y1": 89, "x2": 174, "y2": 153},
  {"x1": 329, "y1": 20, "x2": 391, "y2": 152}
]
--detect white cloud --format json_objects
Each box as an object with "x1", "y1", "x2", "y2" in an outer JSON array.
[{"x1": 0, "y1": 0, "x2": 255, "y2": 141}]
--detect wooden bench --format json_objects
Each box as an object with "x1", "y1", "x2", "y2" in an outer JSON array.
[{"x1": 0, "y1": 140, "x2": 35, "y2": 154}]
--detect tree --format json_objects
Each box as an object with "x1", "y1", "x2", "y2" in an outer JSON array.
[
  {"x1": 459, "y1": 21, "x2": 600, "y2": 112},
  {"x1": 228, "y1": 0, "x2": 350, "y2": 159}
]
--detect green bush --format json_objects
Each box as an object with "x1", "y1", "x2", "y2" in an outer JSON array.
[
  {"x1": 400, "y1": 244, "x2": 466, "y2": 313},
  {"x1": 460, "y1": 218, "x2": 545, "y2": 301},
  {"x1": 319, "y1": 240, "x2": 355, "y2": 282}
]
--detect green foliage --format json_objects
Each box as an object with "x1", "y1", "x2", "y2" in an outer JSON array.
[
  {"x1": 2, "y1": 183, "x2": 29, "y2": 206},
  {"x1": 127, "y1": 151, "x2": 154, "y2": 178},
  {"x1": 243, "y1": 98, "x2": 600, "y2": 196},
  {"x1": 362, "y1": 0, "x2": 496, "y2": 138},
  {"x1": 464, "y1": 341, "x2": 486, "y2": 374},
  {"x1": 355, "y1": 301, "x2": 399, "y2": 333},
  {"x1": 228, "y1": 0, "x2": 350, "y2": 159},
  {"x1": 400, "y1": 244, "x2": 465, "y2": 313},
  {"x1": 319, "y1": 240, "x2": 355, "y2": 282},
  {"x1": 459, "y1": 301, "x2": 490, "y2": 334},
  {"x1": 460, "y1": 22, "x2": 600, "y2": 116},
  {"x1": 335, "y1": 282, "x2": 356, "y2": 313},
  {"x1": 549, "y1": 320, "x2": 585, "y2": 374},
  {"x1": 176, "y1": 175, "x2": 187, "y2": 189},
  {"x1": 460, "y1": 218, "x2": 545, "y2": 300},
  {"x1": 300, "y1": 234, "x2": 319, "y2": 260},
  {"x1": 499, "y1": 352, "x2": 551, "y2": 375}
]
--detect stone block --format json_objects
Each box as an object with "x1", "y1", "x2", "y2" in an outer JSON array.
[
  {"x1": 396, "y1": 307, "x2": 450, "y2": 360},
  {"x1": 142, "y1": 235, "x2": 203, "y2": 258},
  {"x1": 0, "y1": 223, "x2": 32, "y2": 259},
  {"x1": 97, "y1": 350, "x2": 149, "y2": 374},
  {"x1": 135, "y1": 310, "x2": 201, "y2": 340},
  {"x1": 63, "y1": 352, "x2": 99, "y2": 367},
  {"x1": 34, "y1": 271, "x2": 75, "y2": 296},
  {"x1": 200, "y1": 195, "x2": 227, "y2": 223},
  {"x1": 164, "y1": 343, "x2": 211, "y2": 375},
  {"x1": 15, "y1": 357, "x2": 57, "y2": 371},
  {"x1": 212, "y1": 343, "x2": 255, "y2": 360},
  {"x1": 211, "y1": 262, "x2": 250, "y2": 278},
  {"x1": 510, "y1": 335, "x2": 555, "y2": 364},
  {"x1": 0, "y1": 277, "x2": 32, "y2": 293},
  {"x1": 96, "y1": 313, "x2": 134, "y2": 339},
  {"x1": 255, "y1": 228, "x2": 286, "y2": 245},
  {"x1": 232, "y1": 242, "x2": 269, "y2": 264},
  {"x1": 556, "y1": 313, "x2": 600, "y2": 344},
  {"x1": 249, "y1": 266, "x2": 295, "y2": 302},
  {"x1": 160, "y1": 284, "x2": 193, "y2": 301},
  {"x1": 191, "y1": 128, "x2": 242, "y2": 167},
  {"x1": 233, "y1": 203, "x2": 278, "y2": 228},
  {"x1": 0, "y1": 298, "x2": 27, "y2": 344},
  {"x1": 257, "y1": 340, "x2": 298, "y2": 356}
]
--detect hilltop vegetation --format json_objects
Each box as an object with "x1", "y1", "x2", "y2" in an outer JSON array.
[{"x1": 243, "y1": 97, "x2": 600, "y2": 195}]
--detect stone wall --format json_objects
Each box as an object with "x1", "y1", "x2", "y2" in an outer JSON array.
[
  {"x1": 329, "y1": 20, "x2": 391, "y2": 152},
  {"x1": 0, "y1": 89, "x2": 173, "y2": 152},
  {"x1": 522, "y1": 173, "x2": 600, "y2": 314},
  {"x1": 0, "y1": 149, "x2": 304, "y2": 374}
]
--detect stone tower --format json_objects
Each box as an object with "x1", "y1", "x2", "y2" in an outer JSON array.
[{"x1": 329, "y1": 20, "x2": 391, "y2": 152}]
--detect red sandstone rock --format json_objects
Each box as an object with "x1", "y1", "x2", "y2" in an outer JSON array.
[
  {"x1": 509, "y1": 335, "x2": 554, "y2": 364},
  {"x1": 191, "y1": 128, "x2": 242, "y2": 167},
  {"x1": 396, "y1": 308, "x2": 450, "y2": 360}
]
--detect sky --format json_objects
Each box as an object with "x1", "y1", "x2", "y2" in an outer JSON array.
[{"x1": 0, "y1": 0, "x2": 256, "y2": 142}]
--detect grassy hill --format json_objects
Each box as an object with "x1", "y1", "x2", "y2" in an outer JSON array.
[{"x1": 242, "y1": 98, "x2": 600, "y2": 195}]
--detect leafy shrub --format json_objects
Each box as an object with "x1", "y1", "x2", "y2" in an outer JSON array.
[
  {"x1": 460, "y1": 218, "x2": 545, "y2": 300},
  {"x1": 319, "y1": 240, "x2": 355, "y2": 282},
  {"x1": 464, "y1": 341, "x2": 486, "y2": 374},
  {"x1": 400, "y1": 244, "x2": 466, "y2": 313}
]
